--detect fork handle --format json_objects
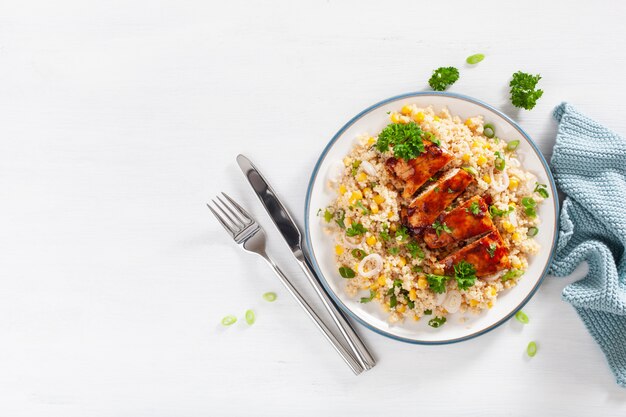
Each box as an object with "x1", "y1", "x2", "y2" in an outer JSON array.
[
  {"x1": 297, "y1": 253, "x2": 376, "y2": 369},
  {"x1": 259, "y1": 254, "x2": 364, "y2": 375}
]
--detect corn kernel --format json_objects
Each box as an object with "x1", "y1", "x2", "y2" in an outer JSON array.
[
  {"x1": 370, "y1": 283, "x2": 379, "y2": 291},
  {"x1": 362, "y1": 187, "x2": 372, "y2": 195},
  {"x1": 366, "y1": 236, "x2": 377, "y2": 246},
  {"x1": 401, "y1": 105, "x2": 412, "y2": 115},
  {"x1": 508, "y1": 177, "x2": 519, "y2": 190},
  {"x1": 464, "y1": 118, "x2": 473, "y2": 127},
  {"x1": 489, "y1": 286, "x2": 497, "y2": 296},
  {"x1": 502, "y1": 221, "x2": 515, "y2": 233},
  {"x1": 433, "y1": 268, "x2": 444, "y2": 275},
  {"x1": 356, "y1": 172, "x2": 367, "y2": 182},
  {"x1": 377, "y1": 275, "x2": 387, "y2": 286},
  {"x1": 343, "y1": 157, "x2": 350, "y2": 166},
  {"x1": 509, "y1": 202, "x2": 516, "y2": 207},
  {"x1": 387, "y1": 212, "x2": 394, "y2": 219},
  {"x1": 477, "y1": 155, "x2": 488, "y2": 166},
  {"x1": 349, "y1": 190, "x2": 363, "y2": 203},
  {"x1": 462, "y1": 153, "x2": 471, "y2": 163},
  {"x1": 373, "y1": 194, "x2": 385, "y2": 205},
  {"x1": 390, "y1": 112, "x2": 401, "y2": 123},
  {"x1": 335, "y1": 245, "x2": 344, "y2": 255},
  {"x1": 409, "y1": 288, "x2": 417, "y2": 301},
  {"x1": 396, "y1": 304, "x2": 406, "y2": 313},
  {"x1": 389, "y1": 223, "x2": 397, "y2": 232},
  {"x1": 367, "y1": 137, "x2": 376, "y2": 146},
  {"x1": 417, "y1": 277, "x2": 428, "y2": 289},
  {"x1": 413, "y1": 315, "x2": 421, "y2": 321},
  {"x1": 354, "y1": 263, "x2": 359, "y2": 272},
  {"x1": 483, "y1": 143, "x2": 492, "y2": 149},
  {"x1": 469, "y1": 299, "x2": 479, "y2": 307},
  {"x1": 339, "y1": 184, "x2": 347, "y2": 195},
  {"x1": 512, "y1": 259, "x2": 522, "y2": 269},
  {"x1": 370, "y1": 203, "x2": 379, "y2": 214},
  {"x1": 375, "y1": 291, "x2": 381, "y2": 299},
  {"x1": 383, "y1": 303, "x2": 391, "y2": 312},
  {"x1": 413, "y1": 112, "x2": 425, "y2": 122},
  {"x1": 487, "y1": 301, "x2": 494, "y2": 309},
  {"x1": 433, "y1": 116, "x2": 441, "y2": 122},
  {"x1": 512, "y1": 232, "x2": 521, "y2": 241},
  {"x1": 482, "y1": 175, "x2": 492, "y2": 184},
  {"x1": 398, "y1": 257, "x2": 407, "y2": 267},
  {"x1": 472, "y1": 140, "x2": 482, "y2": 148},
  {"x1": 344, "y1": 217, "x2": 352, "y2": 227}
]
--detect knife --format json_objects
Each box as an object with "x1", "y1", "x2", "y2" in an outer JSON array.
[{"x1": 237, "y1": 154, "x2": 376, "y2": 370}]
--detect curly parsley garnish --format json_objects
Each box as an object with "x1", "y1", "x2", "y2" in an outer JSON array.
[
  {"x1": 429, "y1": 67, "x2": 460, "y2": 91},
  {"x1": 406, "y1": 241, "x2": 425, "y2": 259},
  {"x1": 487, "y1": 243, "x2": 497, "y2": 258},
  {"x1": 346, "y1": 222, "x2": 367, "y2": 237},
  {"x1": 432, "y1": 221, "x2": 452, "y2": 237},
  {"x1": 375, "y1": 122, "x2": 426, "y2": 160},
  {"x1": 489, "y1": 205, "x2": 513, "y2": 218},
  {"x1": 454, "y1": 260, "x2": 477, "y2": 290},
  {"x1": 338, "y1": 266, "x2": 356, "y2": 278},
  {"x1": 466, "y1": 201, "x2": 481, "y2": 215},
  {"x1": 509, "y1": 71, "x2": 544, "y2": 110},
  {"x1": 426, "y1": 274, "x2": 449, "y2": 294}
]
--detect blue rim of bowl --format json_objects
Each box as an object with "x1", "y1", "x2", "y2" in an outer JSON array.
[{"x1": 304, "y1": 91, "x2": 560, "y2": 345}]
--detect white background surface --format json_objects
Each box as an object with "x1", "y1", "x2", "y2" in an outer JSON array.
[{"x1": 1, "y1": 1, "x2": 625, "y2": 416}]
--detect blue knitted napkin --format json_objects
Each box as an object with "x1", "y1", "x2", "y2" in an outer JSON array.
[{"x1": 549, "y1": 103, "x2": 626, "y2": 387}]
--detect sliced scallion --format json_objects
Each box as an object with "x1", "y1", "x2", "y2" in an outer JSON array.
[
  {"x1": 461, "y1": 166, "x2": 478, "y2": 176},
  {"x1": 527, "y1": 341, "x2": 538, "y2": 357},
  {"x1": 466, "y1": 53, "x2": 485, "y2": 65},
  {"x1": 263, "y1": 292, "x2": 277, "y2": 302},
  {"x1": 507, "y1": 140, "x2": 520, "y2": 151},
  {"x1": 515, "y1": 310, "x2": 529, "y2": 324},
  {"x1": 245, "y1": 309, "x2": 255, "y2": 325},
  {"x1": 527, "y1": 227, "x2": 539, "y2": 237},
  {"x1": 483, "y1": 123, "x2": 496, "y2": 138},
  {"x1": 495, "y1": 157, "x2": 506, "y2": 171},
  {"x1": 221, "y1": 315, "x2": 237, "y2": 326}
]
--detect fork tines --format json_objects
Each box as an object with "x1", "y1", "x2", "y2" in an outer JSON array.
[{"x1": 207, "y1": 192, "x2": 257, "y2": 240}]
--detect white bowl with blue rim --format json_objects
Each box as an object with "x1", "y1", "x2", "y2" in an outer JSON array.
[{"x1": 304, "y1": 92, "x2": 559, "y2": 344}]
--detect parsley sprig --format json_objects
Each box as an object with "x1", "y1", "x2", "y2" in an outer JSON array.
[
  {"x1": 346, "y1": 222, "x2": 367, "y2": 237},
  {"x1": 509, "y1": 71, "x2": 544, "y2": 110},
  {"x1": 429, "y1": 67, "x2": 460, "y2": 91},
  {"x1": 454, "y1": 261, "x2": 477, "y2": 290},
  {"x1": 432, "y1": 221, "x2": 452, "y2": 237},
  {"x1": 375, "y1": 122, "x2": 426, "y2": 160}
]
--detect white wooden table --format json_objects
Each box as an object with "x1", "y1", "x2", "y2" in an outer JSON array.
[{"x1": 1, "y1": 1, "x2": 626, "y2": 415}]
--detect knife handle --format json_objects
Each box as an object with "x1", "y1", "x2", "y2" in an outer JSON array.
[
  {"x1": 296, "y1": 252, "x2": 376, "y2": 370},
  {"x1": 258, "y1": 253, "x2": 364, "y2": 375}
]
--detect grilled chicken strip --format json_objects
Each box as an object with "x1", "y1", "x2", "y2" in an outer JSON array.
[
  {"x1": 402, "y1": 168, "x2": 474, "y2": 235},
  {"x1": 441, "y1": 230, "x2": 511, "y2": 277},
  {"x1": 385, "y1": 141, "x2": 453, "y2": 199},
  {"x1": 423, "y1": 196, "x2": 495, "y2": 249}
]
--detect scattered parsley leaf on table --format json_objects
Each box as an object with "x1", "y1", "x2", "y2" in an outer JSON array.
[
  {"x1": 428, "y1": 67, "x2": 460, "y2": 91},
  {"x1": 509, "y1": 71, "x2": 544, "y2": 110}
]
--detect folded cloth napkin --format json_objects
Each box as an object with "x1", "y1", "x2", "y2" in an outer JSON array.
[{"x1": 549, "y1": 103, "x2": 626, "y2": 387}]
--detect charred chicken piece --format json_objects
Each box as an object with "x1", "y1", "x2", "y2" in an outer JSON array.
[
  {"x1": 441, "y1": 230, "x2": 511, "y2": 277},
  {"x1": 385, "y1": 141, "x2": 453, "y2": 199},
  {"x1": 401, "y1": 168, "x2": 474, "y2": 235},
  {"x1": 423, "y1": 196, "x2": 495, "y2": 249}
]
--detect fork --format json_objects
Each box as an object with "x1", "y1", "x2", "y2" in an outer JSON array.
[{"x1": 207, "y1": 192, "x2": 364, "y2": 375}]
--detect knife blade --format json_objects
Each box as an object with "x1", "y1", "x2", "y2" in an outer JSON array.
[{"x1": 236, "y1": 154, "x2": 375, "y2": 370}]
